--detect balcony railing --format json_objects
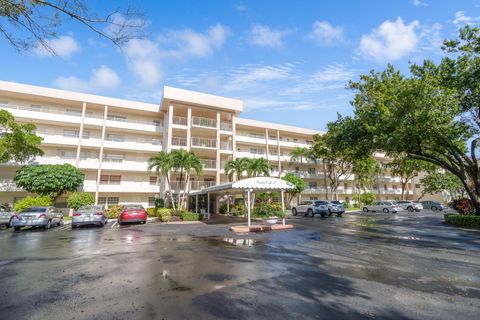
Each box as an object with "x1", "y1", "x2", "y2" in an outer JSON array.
[
  {"x1": 172, "y1": 115, "x2": 188, "y2": 126},
  {"x1": 201, "y1": 159, "x2": 217, "y2": 169},
  {"x1": 220, "y1": 141, "x2": 232, "y2": 150},
  {"x1": 192, "y1": 116, "x2": 216, "y2": 128},
  {"x1": 191, "y1": 137, "x2": 216, "y2": 148},
  {"x1": 0, "y1": 104, "x2": 163, "y2": 127},
  {"x1": 0, "y1": 179, "x2": 23, "y2": 191},
  {"x1": 172, "y1": 137, "x2": 187, "y2": 147},
  {"x1": 220, "y1": 122, "x2": 232, "y2": 131},
  {"x1": 169, "y1": 181, "x2": 216, "y2": 190}
]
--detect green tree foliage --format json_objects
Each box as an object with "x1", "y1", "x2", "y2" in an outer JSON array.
[
  {"x1": 246, "y1": 158, "x2": 270, "y2": 177},
  {"x1": 0, "y1": 0, "x2": 144, "y2": 54},
  {"x1": 0, "y1": 109, "x2": 43, "y2": 163},
  {"x1": 67, "y1": 192, "x2": 94, "y2": 210},
  {"x1": 282, "y1": 172, "x2": 305, "y2": 206},
  {"x1": 385, "y1": 157, "x2": 435, "y2": 200},
  {"x1": 341, "y1": 26, "x2": 480, "y2": 214},
  {"x1": 419, "y1": 171, "x2": 465, "y2": 201},
  {"x1": 14, "y1": 164, "x2": 84, "y2": 200},
  {"x1": 148, "y1": 151, "x2": 175, "y2": 209},
  {"x1": 224, "y1": 158, "x2": 247, "y2": 181},
  {"x1": 170, "y1": 149, "x2": 202, "y2": 210},
  {"x1": 289, "y1": 147, "x2": 315, "y2": 166},
  {"x1": 13, "y1": 195, "x2": 52, "y2": 212},
  {"x1": 353, "y1": 192, "x2": 376, "y2": 206}
]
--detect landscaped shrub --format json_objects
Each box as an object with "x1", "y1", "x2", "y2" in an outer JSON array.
[
  {"x1": 146, "y1": 207, "x2": 157, "y2": 217},
  {"x1": 156, "y1": 208, "x2": 172, "y2": 222},
  {"x1": 252, "y1": 203, "x2": 285, "y2": 218},
  {"x1": 67, "y1": 192, "x2": 95, "y2": 210},
  {"x1": 219, "y1": 203, "x2": 228, "y2": 214},
  {"x1": 233, "y1": 203, "x2": 244, "y2": 216},
  {"x1": 171, "y1": 209, "x2": 184, "y2": 217},
  {"x1": 155, "y1": 198, "x2": 165, "y2": 208},
  {"x1": 445, "y1": 214, "x2": 480, "y2": 229},
  {"x1": 106, "y1": 205, "x2": 123, "y2": 219},
  {"x1": 181, "y1": 211, "x2": 200, "y2": 221},
  {"x1": 451, "y1": 198, "x2": 475, "y2": 215},
  {"x1": 14, "y1": 195, "x2": 53, "y2": 212}
]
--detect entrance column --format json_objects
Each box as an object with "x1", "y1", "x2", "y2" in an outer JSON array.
[
  {"x1": 207, "y1": 193, "x2": 210, "y2": 220},
  {"x1": 195, "y1": 194, "x2": 198, "y2": 213},
  {"x1": 247, "y1": 189, "x2": 251, "y2": 227},
  {"x1": 281, "y1": 189, "x2": 285, "y2": 226}
]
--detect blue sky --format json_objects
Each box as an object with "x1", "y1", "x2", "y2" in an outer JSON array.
[{"x1": 1, "y1": 0, "x2": 479, "y2": 130}]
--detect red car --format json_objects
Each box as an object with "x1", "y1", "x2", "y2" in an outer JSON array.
[{"x1": 118, "y1": 204, "x2": 147, "y2": 225}]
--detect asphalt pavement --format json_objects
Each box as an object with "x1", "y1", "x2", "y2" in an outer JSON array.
[{"x1": 0, "y1": 210, "x2": 478, "y2": 320}]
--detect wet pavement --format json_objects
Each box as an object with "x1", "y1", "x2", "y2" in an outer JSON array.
[{"x1": 0, "y1": 211, "x2": 479, "y2": 320}]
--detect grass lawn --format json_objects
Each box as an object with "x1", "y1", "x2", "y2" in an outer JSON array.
[{"x1": 346, "y1": 207, "x2": 360, "y2": 212}]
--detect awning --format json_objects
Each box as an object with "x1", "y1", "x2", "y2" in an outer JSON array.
[{"x1": 189, "y1": 176, "x2": 296, "y2": 195}]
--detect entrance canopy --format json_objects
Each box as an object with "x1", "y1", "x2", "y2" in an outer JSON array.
[
  {"x1": 190, "y1": 177, "x2": 295, "y2": 227},
  {"x1": 190, "y1": 177, "x2": 296, "y2": 195}
]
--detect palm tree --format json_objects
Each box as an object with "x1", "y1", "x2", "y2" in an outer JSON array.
[
  {"x1": 247, "y1": 158, "x2": 270, "y2": 177},
  {"x1": 147, "y1": 151, "x2": 175, "y2": 209},
  {"x1": 224, "y1": 158, "x2": 247, "y2": 181},
  {"x1": 289, "y1": 147, "x2": 309, "y2": 166},
  {"x1": 171, "y1": 149, "x2": 203, "y2": 209}
]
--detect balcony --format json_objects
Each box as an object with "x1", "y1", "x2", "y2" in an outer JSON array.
[
  {"x1": 220, "y1": 122, "x2": 232, "y2": 132},
  {"x1": 169, "y1": 181, "x2": 216, "y2": 191},
  {"x1": 0, "y1": 179, "x2": 23, "y2": 192},
  {"x1": 201, "y1": 159, "x2": 217, "y2": 169},
  {"x1": 192, "y1": 116, "x2": 216, "y2": 128},
  {"x1": 220, "y1": 141, "x2": 233, "y2": 151},
  {"x1": 191, "y1": 137, "x2": 216, "y2": 149},
  {"x1": 303, "y1": 188, "x2": 327, "y2": 194},
  {"x1": 172, "y1": 137, "x2": 187, "y2": 147},
  {"x1": 172, "y1": 115, "x2": 188, "y2": 126}
]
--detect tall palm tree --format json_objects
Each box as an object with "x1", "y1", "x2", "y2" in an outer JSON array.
[
  {"x1": 147, "y1": 151, "x2": 175, "y2": 209},
  {"x1": 224, "y1": 158, "x2": 247, "y2": 181},
  {"x1": 171, "y1": 149, "x2": 203, "y2": 209},
  {"x1": 247, "y1": 158, "x2": 270, "y2": 177},
  {"x1": 289, "y1": 147, "x2": 309, "y2": 166}
]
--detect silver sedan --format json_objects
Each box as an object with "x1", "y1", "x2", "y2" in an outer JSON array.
[
  {"x1": 0, "y1": 205, "x2": 15, "y2": 228},
  {"x1": 72, "y1": 205, "x2": 107, "y2": 228},
  {"x1": 12, "y1": 206, "x2": 64, "y2": 231}
]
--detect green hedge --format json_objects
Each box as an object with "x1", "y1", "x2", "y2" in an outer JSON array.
[
  {"x1": 146, "y1": 207, "x2": 157, "y2": 217},
  {"x1": 67, "y1": 192, "x2": 94, "y2": 210},
  {"x1": 156, "y1": 208, "x2": 171, "y2": 222},
  {"x1": 181, "y1": 211, "x2": 201, "y2": 221},
  {"x1": 445, "y1": 214, "x2": 480, "y2": 229},
  {"x1": 14, "y1": 195, "x2": 52, "y2": 212}
]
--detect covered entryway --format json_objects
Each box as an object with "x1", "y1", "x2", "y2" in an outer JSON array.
[{"x1": 189, "y1": 177, "x2": 296, "y2": 228}]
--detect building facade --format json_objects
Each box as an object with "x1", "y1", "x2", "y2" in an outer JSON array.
[{"x1": 0, "y1": 81, "x2": 421, "y2": 209}]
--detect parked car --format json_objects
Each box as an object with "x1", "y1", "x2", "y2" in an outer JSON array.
[
  {"x1": 291, "y1": 200, "x2": 329, "y2": 217},
  {"x1": 362, "y1": 201, "x2": 402, "y2": 214},
  {"x1": 327, "y1": 201, "x2": 346, "y2": 216},
  {"x1": 396, "y1": 200, "x2": 423, "y2": 212},
  {"x1": 118, "y1": 204, "x2": 147, "y2": 225},
  {"x1": 0, "y1": 205, "x2": 15, "y2": 228},
  {"x1": 11, "y1": 206, "x2": 64, "y2": 231},
  {"x1": 72, "y1": 205, "x2": 107, "y2": 228},
  {"x1": 420, "y1": 200, "x2": 447, "y2": 211}
]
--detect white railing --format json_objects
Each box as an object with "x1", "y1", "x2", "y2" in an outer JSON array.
[
  {"x1": 192, "y1": 116, "x2": 216, "y2": 128},
  {"x1": 190, "y1": 181, "x2": 216, "y2": 190},
  {"x1": 172, "y1": 116, "x2": 188, "y2": 126},
  {"x1": 303, "y1": 188, "x2": 327, "y2": 194},
  {"x1": 220, "y1": 122, "x2": 232, "y2": 131},
  {"x1": 0, "y1": 179, "x2": 23, "y2": 191},
  {"x1": 191, "y1": 137, "x2": 217, "y2": 148},
  {"x1": 201, "y1": 159, "x2": 217, "y2": 169},
  {"x1": 172, "y1": 137, "x2": 187, "y2": 147},
  {"x1": 220, "y1": 141, "x2": 232, "y2": 150}
]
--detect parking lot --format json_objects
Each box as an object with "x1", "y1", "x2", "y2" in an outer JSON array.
[{"x1": 0, "y1": 210, "x2": 479, "y2": 320}]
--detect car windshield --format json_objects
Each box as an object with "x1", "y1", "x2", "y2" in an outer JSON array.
[
  {"x1": 331, "y1": 201, "x2": 341, "y2": 204},
  {"x1": 124, "y1": 205, "x2": 144, "y2": 210},
  {"x1": 384, "y1": 201, "x2": 394, "y2": 206},
  {"x1": 21, "y1": 207, "x2": 48, "y2": 213},
  {"x1": 78, "y1": 205, "x2": 103, "y2": 212},
  {"x1": 314, "y1": 201, "x2": 328, "y2": 206}
]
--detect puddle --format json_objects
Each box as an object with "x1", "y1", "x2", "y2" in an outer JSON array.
[
  {"x1": 162, "y1": 270, "x2": 192, "y2": 291},
  {"x1": 207, "y1": 237, "x2": 263, "y2": 247},
  {"x1": 204, "y1": 273, "x2": 236, "y2": 282}
]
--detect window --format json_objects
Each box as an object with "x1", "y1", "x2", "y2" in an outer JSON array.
[
  {"x1": 63, "y1": 129, "x2": 89, "y2": 139},
  {"x1": 309, "y1": 182, "x2": 317, "y2": 188},
  {"x1": 308, "y1": 168, "x2": 316, "y2": 174},
  {"x1": 107, "y1": 114, "x2": 127, "y2": 122},
  {"x1": 103, "y1": 153, "x2": 124, "y2": 163},
  {"x1": 344, "y1": 183, "x2": 348, "y2": 190},
  {"x1": 149, "y1": 176, "x2": 158, "y2": 185},
  {"x1": 392, "y1": 185, "x2": 398, "y2": 190},
  {"x1": 59, "y1": 150, "x2": 76, "y2": 159},
  {"x1": 384, "y1": 184, "x2": 388, "y2": 190},
  {"x1": 271, "y1": 165, "x2": 278, "y2": 172},
  {"x1": 310, "y1": 197, "x2": 318, "y2": 200},
  {"x1": 269, "y1": 135, "x2": 276, "y2": 140},
  {"x1": 106, "y1": 133, "x2": 125, "y2": 142},
  {"x1": 100, "y1": 175, "x2": 121, "y2": 185},
  {"x1": 250, "y1": 148, "x2": 265, "y2": 155},
  {"x1": 30, "y1": 104, "x2": 41, "y2": 111},
  {"x1": 148, "y1": 197, "x2": 156, "y2": 207},
  {"x1": 153, "y1": 120, "x2": 161, "y2": 126},
  {"x1": 248, "y1": 132, "x2": 264, "y2": 139},
  {"x1": 415, "y1": 184, "x2": 421, "y2": 189},
  {"x1": 66, "y1": 109, "x2": 82, "y2": 116},
  {"x1": 293, "y1": 139, "x2": 298, "y2": 143},
  {"x1": 0, "y1": 100, "x2": 8, "y2": 105},
  {"x1": 151, "y1": 138, "x2": 161, "y2": 145},
  {"x1": 306, "y1": 140, "x2": 313, "y2": 145},
  {"x1": 98, "y1": 197, "x2": 119, "y2": 205},
  {"x1": 295, "y1": 167, "x2": 300, "y2": 172}
]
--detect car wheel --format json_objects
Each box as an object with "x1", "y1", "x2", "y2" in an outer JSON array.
[
  {"x1": 320, "y1": 212, "x2": 326, "y2": 218},
  {"x1": 337, "y1": 213, "x2": 343, "y2": 217},
  {"x1": 14, "y1": 226, "x2": 21, "y2": 231},
  {"x1": 72, "y1": 224, "x2": 77, "y2": 229},
  {"x1": 362, "y1": 207, "x2": 368, "y2": 213},
  {"x1": 44, "y1": 220, "x2": 51, "y2": 230},
  {"x1": 6, "y1": 217, "x2": 13, "y2": 228},
  {"x1": 383, "y1": 208, "x2": 389, "y2": 213},
  {"x1": 307, "y1": 209, "x2": 314, "y2": 217},
  {"x1": 328, "y1": 210, "x2": 332, "y2": 216},
  {"x1": 431, "y1": 206, "x2": 438, "y2": 211},
  {"x1": 57, "y1": 218, "x2": 63, "y2": 227},
  {"x1": 407, "y1": 206, "x2": 414, "y2": 212},
  {"x1": 292, "y1": 208, "x2": 297, "y2": 216}
]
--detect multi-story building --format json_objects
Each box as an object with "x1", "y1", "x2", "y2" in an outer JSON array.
[{"x1": 0, "y1": 80, "x2": 421, "y2": 209}]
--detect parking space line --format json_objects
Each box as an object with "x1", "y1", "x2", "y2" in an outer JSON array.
[{"x1": 111, "y1": 221, "x2": 118, "y2": 228}]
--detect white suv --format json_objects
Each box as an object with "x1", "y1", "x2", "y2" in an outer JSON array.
[
  {"x1": 396, "y1": 200, "x2": 423, "y2": 212},
  {"x1": 291, "y1": 200, "x2": 329, "y2": 217}
]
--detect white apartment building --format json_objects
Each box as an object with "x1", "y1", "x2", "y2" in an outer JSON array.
[{"x1": 0, "y1": 80, "x2": 421, "y2": 209}]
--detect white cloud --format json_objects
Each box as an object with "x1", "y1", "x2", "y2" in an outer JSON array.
[
  {"x1": 103, "y1": 13, "x2": 147, "y2": 41},
  {"x1": 452, "y1": 11, "x2": 480, "y2": 26},
  {"x1": 358, "y1": 17, "x2": 419, "y2": 62},
  {"x1": 308, "y1": 21, "x2": 344, "y2": 46},
  {"x1": 161, "y1": 23, "x2": 231, "y2": 58},
  {"x1": 287, "y1": 65, "x2": 354, "y2": 95},
  {"x1": 123, "y1": 39, "x2": 163, "y2": 87},
  {"x1": 223, "y1": 63, "x2": 295, "y2": 91},
  {"x1": 34, "y1": 35, "x2": 80, "y2": 58},
  {"x1": 412, "y1": 0, "x2": 426, "y2": 6},
  {"x1": 250, "y1": 24, "x2": 290, "y2": 48},
  {"x1": 418, "y1": 23, "x2": 443, "y2": 52},
  {"x1": 54, "y1": 65, "x2": 120, "y2": 93}
]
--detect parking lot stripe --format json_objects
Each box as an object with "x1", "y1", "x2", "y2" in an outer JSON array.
[{"x1": 111, "y1": 221, "x2": 118, "y2": 228}]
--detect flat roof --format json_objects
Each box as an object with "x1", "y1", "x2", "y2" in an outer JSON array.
[
  {"x1": 161, "y1": 86, "x2": 243, "y2": 113},
  {"x1": 236, "y1": 117, "x2": 322, "y2": 135},
  {"x1": 0, "y1": 80, "x2": 160, "y2": 113}
]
